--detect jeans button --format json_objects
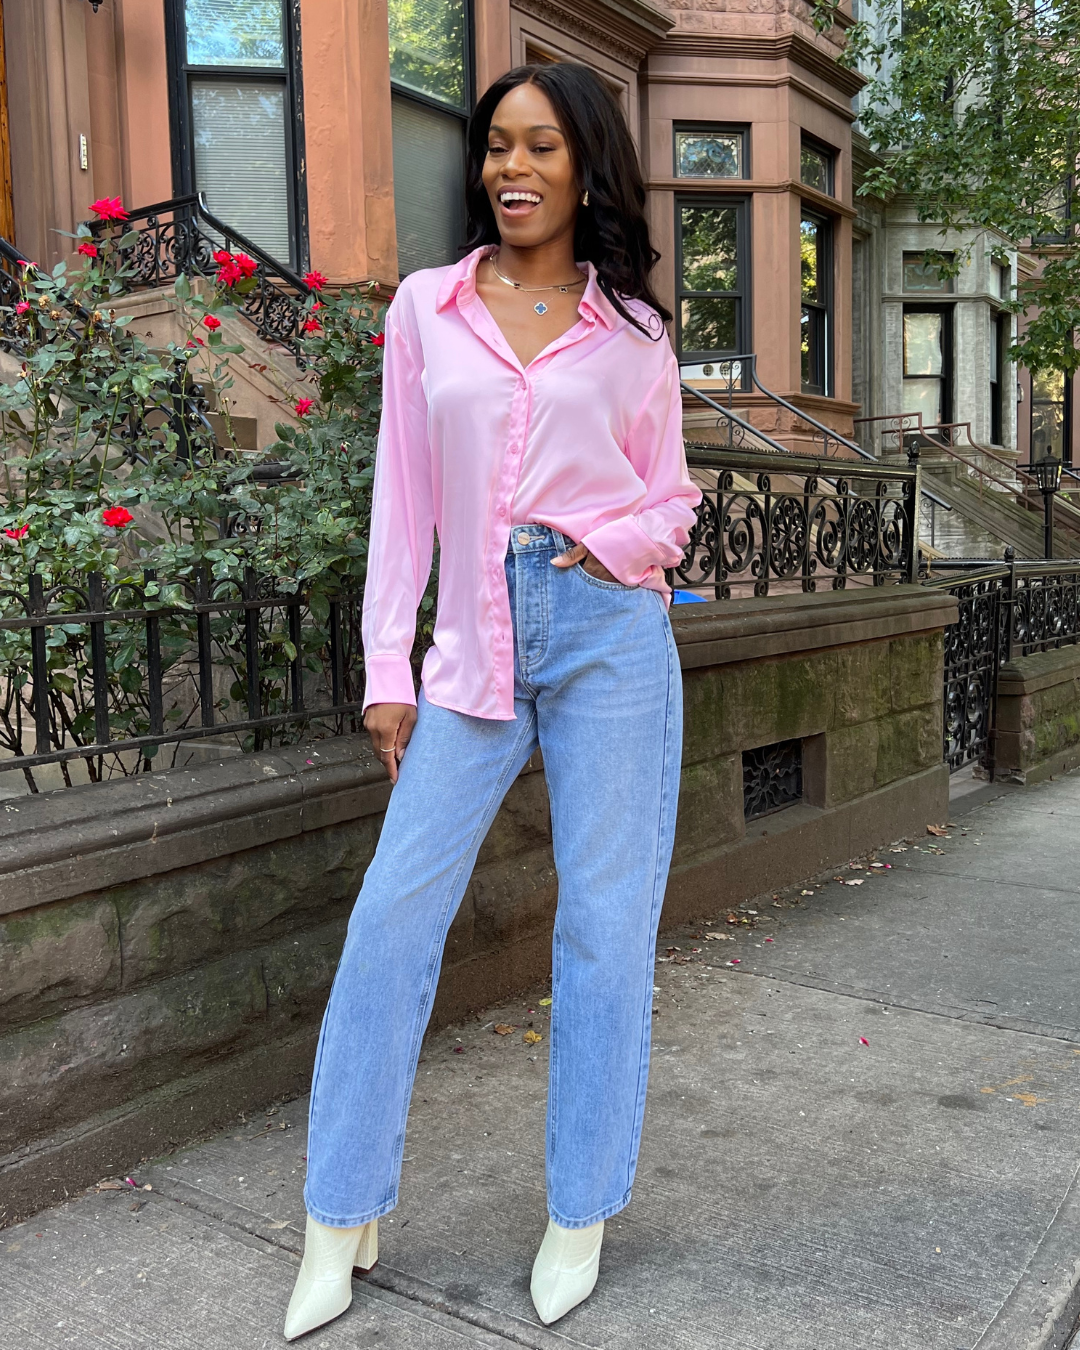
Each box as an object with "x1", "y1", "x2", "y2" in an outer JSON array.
[{"x1": 517, "y1": 531, "x2": 530, "y2": 545}]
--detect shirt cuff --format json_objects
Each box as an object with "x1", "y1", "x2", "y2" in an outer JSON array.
[
  {"x1": 362, "y1": 654, "x2": 417, "y2": 712},
  {"x1": 580, "y1": 515, "x2": 667, "y2": 587}
]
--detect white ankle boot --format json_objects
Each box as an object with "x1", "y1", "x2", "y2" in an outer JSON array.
[
  {"x1": 530, "y1": 1217, "x2": 604, "y2": 1325},
  {"x1": 283, "y1": 1213, "x2": 378, "y2": 1341}
]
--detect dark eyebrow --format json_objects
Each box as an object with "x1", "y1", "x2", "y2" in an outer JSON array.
[{"x1": 488, "y1": 123, "x2": 564, "y2": 136}]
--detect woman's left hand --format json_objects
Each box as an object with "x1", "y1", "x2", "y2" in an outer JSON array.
[{"x1": 550, "y1": 540, "x2": 620, "y2": 583}]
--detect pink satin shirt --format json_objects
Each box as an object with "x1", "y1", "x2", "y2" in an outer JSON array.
[{"x1": 361, "y1": 244, "x2": 703, "y2": 721}]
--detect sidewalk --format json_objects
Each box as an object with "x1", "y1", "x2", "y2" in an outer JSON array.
[{"x1": 4, "y1": 770, "x2": 1080, "y2": 1350}]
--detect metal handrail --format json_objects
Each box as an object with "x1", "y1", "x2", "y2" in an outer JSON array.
[{"x1": 680, "y1": 361, "x2": 953, "y2": 513}]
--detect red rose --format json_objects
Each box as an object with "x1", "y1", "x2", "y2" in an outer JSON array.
[
  {"x1": 304, "y1": 270, "x2": 328, "y2": 291},
  {"x1": 89, "y1": 196, "x2": 128, "y2": 222},
  {"x1": 212, "y1": 250, "x2": 232, "y2": 265},
  {"x1": 102, "y1": 506, "x2": 134, "y2": 528},
  {"x1": 15, "y1": 301, "x2": 29, "y2": 314},
  {"x1": 234, "y1": 253, "x2": 258, "y2": 278},
  {"x1": 4, "y1": 525, "x2": 29, "y2": 540},
  {"x1": 203, "y1": 314, "x2": 221, "y2": 331},
  {"x1": 77, "y1": 242, "x2": 98, "y2": 258},
  {"x1": 217, "y1": 258, "x2": 242, "y2": 286},
  {"x1": 302, "y1": 318, "x2": 322, "y2": 334},
  {"x1": 294, "y1": 398, "x2": 315, "y2": 417},
  {"x1": 370, "y1": 332, "x2": 385, "y2": 347}
]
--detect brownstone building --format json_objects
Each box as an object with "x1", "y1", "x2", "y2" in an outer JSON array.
[{"x1": 0, "y1": 0, "x2": 863, "y2": 447}]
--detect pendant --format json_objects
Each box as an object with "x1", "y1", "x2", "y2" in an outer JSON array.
[{"x1": 533, "y1": 301, "x2": 548, "y2": 316}]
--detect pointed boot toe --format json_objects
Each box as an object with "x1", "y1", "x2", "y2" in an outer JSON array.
[
  {"x1": 530, "y1": 1218, "x2": 604, "y2": 1326},
  {"x1": 283, "y1": 1214, "x2": 378, "y2": 1341}
]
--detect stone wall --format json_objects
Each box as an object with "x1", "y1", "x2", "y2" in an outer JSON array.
[
  {"x1": 0, "y1": 585, "x2": 957, "y2": 1222},
  {"x1": 994, "y1": 645, "x2": 1080, "y2": 784}
]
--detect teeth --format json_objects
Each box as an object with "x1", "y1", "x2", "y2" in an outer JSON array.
[{"x1": 500, "y1": 192, "x2": 542, "y2": 205}]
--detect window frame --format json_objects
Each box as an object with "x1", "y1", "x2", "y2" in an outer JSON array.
[
  {"x1": 164, "y1": 0, "x2": 308, "y2": 270},
  {"x1": 799, "y1": 208, "x2": 833, "y2": 398},
  {"x1": 799, "y1": 136, "x2": 835, "y2": 197},
  {"x1": 989, "y1": 309, "x2": 1006, "y2": 446},
  {"x1": 902, "y1": 303, "x2": 954, "y2": 429},
  {"x1": 1030, "y1": 367, "x2": 1073, "y2": 468},
  {"x1": 674, "y1": 193, "x2": 751, "y2": 365},
  {"x1": 672, "y1": 123, "x2": 750, "y2": 181},
  {"x1": 902, "y1": 250, "x2": 956, "y2": 295},
  {"x1": 388, "y1": 0, "x2": 474, "y2": 278}
]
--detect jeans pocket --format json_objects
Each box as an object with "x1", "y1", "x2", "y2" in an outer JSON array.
[{"x1": 573, "y1": 562, "x2": 640, "y2": 591}]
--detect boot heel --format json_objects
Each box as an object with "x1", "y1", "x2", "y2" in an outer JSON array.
[{"x1": 354, "y1": 1218, "x2": 379, "y2": 1273}]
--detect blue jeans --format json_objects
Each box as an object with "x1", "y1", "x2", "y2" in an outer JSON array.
[{"x1": 304, "y1": 524, "x2": 683, "y2": 1230}]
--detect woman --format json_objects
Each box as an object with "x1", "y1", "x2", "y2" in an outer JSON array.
[{"x1": 284, "y1": 62, "x2": 702, "y2": 1340}]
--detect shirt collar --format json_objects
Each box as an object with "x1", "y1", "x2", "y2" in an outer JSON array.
[{"x1": 435, "y1": 245, "x2": 620, "y2": 331}]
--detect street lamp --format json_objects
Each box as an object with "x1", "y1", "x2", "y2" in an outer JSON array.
[{"x1": 1033, "y1": 450, "x2": 1063, "y2": 559}]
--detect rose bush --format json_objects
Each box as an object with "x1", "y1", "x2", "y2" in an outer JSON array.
[{"x1": 0, "y1": 202, "x2": 420, "y2": 787}]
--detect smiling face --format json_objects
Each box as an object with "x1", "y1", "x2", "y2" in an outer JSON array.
[{"x1": 481, "y1": 81, "x2": 580, "y2": 250}]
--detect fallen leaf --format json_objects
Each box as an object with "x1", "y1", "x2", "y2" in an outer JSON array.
[
  {"x1": 927, "y1": 825, "x2": 949, "y2": 837},
  {"x1": 703, "y1": 932, "x2": 735, "y2": 941},
  {"x1": 95, "y1": 1181, "x2": 124, "y2": 1191},
  {"x1": 267, "y1": 1220, "x2": 291, "y2": 1230},
  {"x1": 801, "y1": 889, "x2": 815, "y2": 895},
  {"x1": 494, "y1": 1024, "x2": 515, "y2": 1036},
  {"x1": 539, "y1": 998, "x2": 552, "y2": 1007},
  {"x1": 523, "y1": 1030, "x2": 543, "y2": 1046},
  {"x1": 846, "y1": 879, "x2": 864, "y2": 886}
]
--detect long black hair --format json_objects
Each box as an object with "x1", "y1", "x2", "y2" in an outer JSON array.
[{"x1": 465, "y1": 63, "x2": 670, "y2": 339}]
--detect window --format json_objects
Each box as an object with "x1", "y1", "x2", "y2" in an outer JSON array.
[
  {"x1": 989, "y1": 311, "x2": 1006, "y2": 445},
  {"x1": 166, "y1": 0, "x2": 305, "y2": 266},
  {"x1": 800, "y1": 212, "x2": 831, "y2": 396},
  {"x1": 800, "y1": 141, "x2": 833, "y2": 195},
  {"x1": 1031, "y1": 369, "x2": 1068, "y2": 463},
  {"x1": 674, "y1": 126, "x2": 747, "y2": 179},
  {"x1": 675, "y1": 198, "x2": 748, "y2": 363},
  {"x1": 1034, "y1": 176, "x2": 1076, "y2": 245},
  {"x1": 903, "y1": 307, "x2": 953, "y2": 427},
  {"x1": 903, "y1": 252, "x2": 955, "y2": 293},
  {"x1": 388, "y1": 0, "x2": 470, "y2": 276}
]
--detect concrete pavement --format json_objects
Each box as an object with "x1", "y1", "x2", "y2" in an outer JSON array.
[{"x1": 4, "y1": 769, "x2": 1080, "y2": 1350}]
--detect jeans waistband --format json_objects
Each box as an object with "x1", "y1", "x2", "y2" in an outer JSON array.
[{"x1": 505, "y1": 524, "x2": 572, "y2": 556}]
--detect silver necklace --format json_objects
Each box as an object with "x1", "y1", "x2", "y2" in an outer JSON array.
[{"x1": 489, "y1": 252, "x2": 585, "y2": 316}]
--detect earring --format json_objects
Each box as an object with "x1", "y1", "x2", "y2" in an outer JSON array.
[{"x1": 581, "y1": 190, "x2": 589, "y2": 206}]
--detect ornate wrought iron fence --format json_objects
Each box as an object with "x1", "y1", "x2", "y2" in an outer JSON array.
[
  {"x1": 923, "y1": 555, "x2": 1080, "y2": 773},
  {"x1": 87, "y1": 193, "x2": 311, "y2": 360},
  {"x1": 0, "y1": 566, "x2": 363, "y2": 790},
  {"x1": 671, "y1": 446, "x2": 921, "y2": 598}
]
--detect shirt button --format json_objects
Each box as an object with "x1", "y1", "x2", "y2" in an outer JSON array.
[{"x1": 497, "y1": 505, "x2": 506, "y2": 517}]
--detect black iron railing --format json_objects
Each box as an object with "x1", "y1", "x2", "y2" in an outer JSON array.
[
  {"x1": 88, "y1": 193, "x2": 311, "y2": 360},
  {"x1": 671, "y1": 445, "x2": 921, "y2": 598},
  {"x1": 0, "y1": 566, "x2": 362, "y2": 789},
  {"x1": 923, "y1": 553, "x2": 1080, "y2": 772}
]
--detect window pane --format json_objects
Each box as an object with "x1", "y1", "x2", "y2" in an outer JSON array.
[
  {"x1": 681, "y1": 297, "x2": 737, "y2": 354},
  {"x1": 675, "y1": 131, "x2": 742, "y2": 179},
  {"x1": 904, "y1": 311, "x2": 943, "y2": 376},
  {"x1": 191, "y1": 80, "x2": 290, "y2": 260},
  {"x1": 1032, "y1": 402, "x2": 1065, "y2": 458},
  {"x1": 680, "y1": 206, "x2": 738, "y2": 293},
  {"x1": 800, "y1": 217, "x2": 820, "y2": 302},
  {"x1": 989, "y1": 315, "x2": 1000, "y2": 375},
  {"x1": 1032, "y1": 368, "x2": 1065, "y2": 402},
  {"x1": 903, "y1": 377, "x2": 943, "y2": 426},
  {"x1": 389, "y1": 0, "x2": 466, "y2": 110},
  {"x1": 801, "y1": 306, "x2": 824, "y2": 392},
  {"x1": 800, "y1": 146, "x2": 829, "y2": 193},
  {"x1": 903, "y1": 252, "x2": 953, "y2": 293},
  {"x1": 392, "y1": 95, "x2": 465, "y2": 274},
  {"x1": 185, "y1": 0, "x2": 284, "y2": 67}
]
